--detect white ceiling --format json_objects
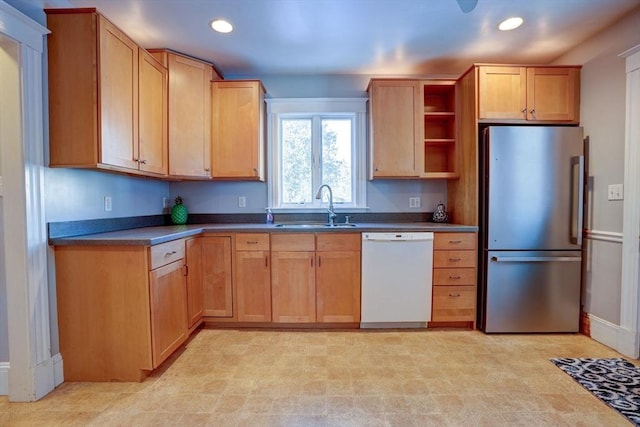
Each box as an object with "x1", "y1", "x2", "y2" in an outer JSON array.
[{"x1": 27, "y1": 0, "x2": 640, "y2": 77}]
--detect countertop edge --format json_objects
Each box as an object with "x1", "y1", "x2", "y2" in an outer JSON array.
[{"x1": 49, "y1": 223, "x2": 479, "y2": 246}]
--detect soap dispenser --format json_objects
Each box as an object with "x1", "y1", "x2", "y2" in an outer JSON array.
[{"x1": 266, "y1": 208, "x2": 274, "y2": 224}]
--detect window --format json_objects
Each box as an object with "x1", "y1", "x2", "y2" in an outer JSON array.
[{"x1": 267, "y1": 98, "x2": 367, "y2": 210}]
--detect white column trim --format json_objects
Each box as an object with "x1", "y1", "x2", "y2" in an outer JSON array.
[
  {"x1": 585, "y1": 229, "x2": 623, "y2": 244},
  {"x1": 0, "y1": 1, "x2": 54, "y2": 401},
  {"x1": 618, "y1": 45, "x2": 640, "y2": 358}
]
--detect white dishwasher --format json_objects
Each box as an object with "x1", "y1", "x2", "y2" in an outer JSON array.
[{"x1": 361, "y1": 232, "x2": 434, "y2": 328}]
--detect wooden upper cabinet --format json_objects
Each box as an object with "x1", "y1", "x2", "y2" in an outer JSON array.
[
  {"x1": 138, "y1": 49, "x2": 168, "y2": 175},
  {"x1": 98, "y1": 16, "x2": 139, "y2": 170},
  {"x1": 46, "y1": 9, "x2": 168, "y2": 177},
  {"x1": 478, "y1": 66, "x2": 527, "y2": 120},
  {"x1": 211, "y1": 80, "x2": 266, "y2": 180},
  {"x1": 150, "y1": 49, "x2": 221, "y2": 179},
  {"x1": 526, "y1": 67, "x2": 580, "y2": 122},
  {"x1": 368, "y1": 79, "x2": 422, "y2": 178},
  {"x1": 478, "y1": 65, "x2": 580, "y2": 123}
]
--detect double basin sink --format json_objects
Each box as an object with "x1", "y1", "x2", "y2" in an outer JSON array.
[{"x1": 273, "y1": 223, "x2": 357, "y2": 229}]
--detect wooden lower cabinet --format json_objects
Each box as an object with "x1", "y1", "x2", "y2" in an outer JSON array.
[
  {"x1": 316, "y1": 234, "x2": 361, "y2": 323},
  {"x1": 431, "y1": 232, "x2": 477, "y2": 327},
  {"x1": 185, "y1": 237, "x2": 204, "y2": 328},
  {"x1": 149, "y1": 259, "x2": 189, "y2": 366},
  {"x1": 270, "y1": 233, "x2": 361, "y2": 324},
  {"x1": 202, "y1": 236, "x2": 233, "y2": 317},
  {"x1": 271, "y1": 249, "x2": 316, "y2": 323},
  {"x1": 54, "y1": 240, "x2": 190, "y2": 382},
  {"x1": 235, "y1": 233, "x2": 271, "y2": 322}
]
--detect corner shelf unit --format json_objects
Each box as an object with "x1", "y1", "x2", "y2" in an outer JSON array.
[{"x1": 422, "y1": 81, "x2": 459, "y2": 178}]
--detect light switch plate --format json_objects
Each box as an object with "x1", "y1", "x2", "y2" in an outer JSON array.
[
  {"x1": 104, "y1": 196, "x2": 112, "y2": 211},
  {"x1": 608, "y1": 184, "x2": 624, "y2": 201},
  {"x1": 238, "y1": 196, "x2": 247, "y2": 208},
  {"x1": 409, "y1": 197, "x2": 421, "y2": 208}
]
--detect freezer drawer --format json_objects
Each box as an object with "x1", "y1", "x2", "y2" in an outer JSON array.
[{"x1": 484, "y1": 250, "x2": 581, "y2": 333}]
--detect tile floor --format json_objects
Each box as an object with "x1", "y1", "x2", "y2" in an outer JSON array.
[{"x1": 0, "y1": 328, "x2": 634, "y2": 426}]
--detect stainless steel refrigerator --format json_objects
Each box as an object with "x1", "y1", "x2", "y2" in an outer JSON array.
[{"x1": 478, "y1": 126, "x2": 585, "y2": 333}]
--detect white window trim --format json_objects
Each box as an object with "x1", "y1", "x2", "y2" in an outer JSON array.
[{"x1": 266, "y1": 98, "x2": 368, "y2": 212}]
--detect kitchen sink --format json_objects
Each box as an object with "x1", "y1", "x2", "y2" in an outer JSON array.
[{"x1": 273, "y1": 223, "x2": 357, "y2": 228}]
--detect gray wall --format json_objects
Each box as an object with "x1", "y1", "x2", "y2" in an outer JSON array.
[
  {"x1": 0, "y1": 189, "x2": 6, "y2": 362},
  {"x1": 554, "y1": 8, "x2": 640, "y2": 324}
]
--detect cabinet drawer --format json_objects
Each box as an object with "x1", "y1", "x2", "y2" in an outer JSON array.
[
  {"x1": 149, "y1": 239, "x2": 185, "y2": 270},
  {"x1": 432, "y1": 285, "x2": 476, "y2": 321},
  {"x1": 235, "y1": 233, "x2": 270, "y2": 251},
  {"x1": 271, "y1": 233, "x2": 315, "y2": 251},
  {"x1": 433, "y1": 268, "x2": 476, "y2": 286},
  {"x1": 316, "y1": 233, "x2": 360, "y2": 252},
  {"x1": 433, "y1": 250, "x2": 476, "y2": 268},
  {"x1": 434, "y1": 233, "x2": 476, "y2": 250}
]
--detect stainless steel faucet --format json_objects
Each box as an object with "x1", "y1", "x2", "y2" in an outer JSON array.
[{"x1": 315, "y1": 184, "x2": 337, "y2": 225}]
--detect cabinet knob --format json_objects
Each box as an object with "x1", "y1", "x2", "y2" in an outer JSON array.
[
  {"x1": 139, "y1": 159, "x2": 147, "y2": 165},
  {"x1": 530, "y1": 109, "x2": 536, "y2": 115},
  {"x1": 133, "y1": 158, "x2": 139, "y2": 162},
  {"x1": 521, "y1": 108, "x2": 527, "y2": 114},
  {"x1": 204, "y1": 168, "x2": 210, "y2": 172}
]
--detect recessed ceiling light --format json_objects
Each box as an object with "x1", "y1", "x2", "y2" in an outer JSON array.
[
  {"x1": 210, "y1": 19, "x2": 233, "y2": 33},
  {"x1": 498, "y1": 17, "x2": 524, "y2": 31}
]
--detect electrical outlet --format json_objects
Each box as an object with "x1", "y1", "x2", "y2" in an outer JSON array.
[
  {"x1": 409, "y1": 197, "x2": 421, "y2": 208},
  {"x1": 104, "y1": 196, "x2": 112, "y2": 212},
  {"x1": 608, "y1": 184, "x2": 624, "y2": 201},
  {"x1": 238, "y1": 196, "x2": 247, "y2": 208},
  {"x1": 163, "y1": 197, "x2": 170, "y2": 209}
]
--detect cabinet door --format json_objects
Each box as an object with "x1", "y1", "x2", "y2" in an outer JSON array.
[
  {"x1": 369, "y1": 80, "x2": 422, "y2": 178},
  {"x1": 211, "y1": 81, "x2": 265, "y2": 180},
  {"x1": 185, "y1": 237, "x2": 204, "y2": 328},
  {"x1": 166, "y1": 53, "x2": 213, "y2": 178},
  {"x1": 236, "y1": 250, "x2": 271, "y2": 322},
  {"x1": 98, "y1": 15, "x2": 139, "y2": 169},
  {"x1": 316, "y1": 251, "x2": 361, "y2": 323},
  {"x1": 202, "y1": 236, "x2": 233, "y2": 317},
  {"x1": 138, "y1": 49, "x2": 168, "y2": 175},
  {"x1": 478, "y1": 66, "x2": 527, "y2": 120},
  {"x1": 149, "y1": 259, "x2": 188, "y2": 368},
  {"x1": 271, "y1": 251, "x2": 316, "y2": 323},
  {"x1": 526, "y1": 67, "x2": 580, "y2": 122}
]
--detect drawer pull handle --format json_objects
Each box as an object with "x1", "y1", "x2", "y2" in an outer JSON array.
[
  {"x1": 448, "y1": 258, "x2": 461, "y2": 262},
  {"x1": 449, "y1": 275, "x2": 461, "y2": 280},
  {"x1": 246, "y1": 241, "x2": 259, "y2": 244},
  {"x1": 449, "y1": 293, "x2": 461, "y2": 298},
  {"x1": 165, "y1": 251, "x2": 177, "y2": 257},
  {"x1": 449, "y1": 240, "x2": 462, "y2": 244},
  {"x1": 265, "y1": 256, "x2": 269, "y2": 268}
]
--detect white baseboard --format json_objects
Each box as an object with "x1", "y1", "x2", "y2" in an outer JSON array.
[
  {"x1": 52, "y1": 353, "x2": 63, "y2": 387},
  {"x1": 588, "y1": 313, "x2": 640, "y2": 358},
  {"x1": 0, "y1": 362, "x2": 8, "y2": 395},
  {"x1": 589, "y1": 314, "x2": 619, "y2": 350}
]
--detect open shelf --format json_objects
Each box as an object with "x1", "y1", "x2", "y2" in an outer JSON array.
[{"x1": 423, "y1": 82, "x2": 457, "y2": 177}]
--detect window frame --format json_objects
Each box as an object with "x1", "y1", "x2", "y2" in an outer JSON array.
[{"x1": 266, "y1": 98, "x2": 368, "y2": 212}]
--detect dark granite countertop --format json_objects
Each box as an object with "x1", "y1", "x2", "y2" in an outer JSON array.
[{"x1": 49, "y1": 222, "x2": 478, "y2": 246}]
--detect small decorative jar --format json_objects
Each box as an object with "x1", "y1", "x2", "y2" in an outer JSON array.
[
  {"x1": 432, "y1": 203, "x2": 448, "y2": 223},
  {"x1": 171, "y1": 196, "x2": 188, "y2": 225}
]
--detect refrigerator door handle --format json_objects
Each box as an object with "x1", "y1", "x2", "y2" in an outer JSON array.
[
  {"x1": 491, "y1": 256, "x2": 581, "y2": 263},
  {"x1": 570, "y1": 156, "x2": 585, "y2": 245}
]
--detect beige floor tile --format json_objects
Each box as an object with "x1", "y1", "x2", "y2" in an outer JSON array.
[{"x1": 2, "y1": 329, "x2": 636, "y2": 426}]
